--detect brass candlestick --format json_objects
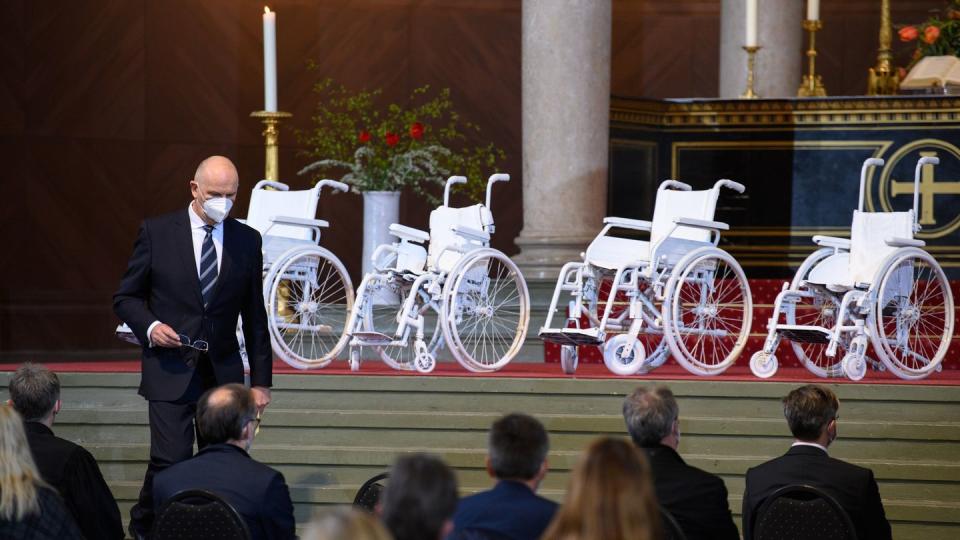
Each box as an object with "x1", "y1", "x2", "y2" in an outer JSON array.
[
  {"x1": 798, "y1": 20, "x2": 827, "y2": 97},
  {"x1": 867, "y1": 0, "x2": 899, "y2": 95},
  {"x1": 250, "y1": 110, "x2": 292, "y2": 181},
  {"x1": 741, "y1": 46, "x2": 761, "y2": 99}
]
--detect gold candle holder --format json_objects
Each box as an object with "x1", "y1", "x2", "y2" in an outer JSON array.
[
  {"x1": 867, "y1": 0, "x2": 899, "y2": 95},
  {"x1": 250, "y1": 110, "x2": 292, "y2": 181},
  {"x1": 798, "y1": 20, "x2": 827, "y2": 97},
  {"x1": 741, "y1": 45, "x2": 761, "y2": 99}
]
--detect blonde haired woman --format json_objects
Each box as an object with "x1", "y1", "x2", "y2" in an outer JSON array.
[
  {"x1": 302, "y1": 505, "x2": 392, "y2": 540},
  {"x1": 0, "y1": 406, "x2": 82, "y2": 539},
  {"x1": 542, "y1": 437, "x2": 662, "y2": 540}
]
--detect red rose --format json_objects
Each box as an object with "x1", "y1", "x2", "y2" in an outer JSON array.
[
  {"x1": 898, "y1": 25, "x2": 918, "y2": 42},
  {"x1": 409, "y1": 122, "x2": 424, "y2": 140},
  {"x1": 923, "y1": 25, "x2": 940, "y2": 44},
  {"x1": 384, "y1": 132, "x2": 400, "y2": 147},
  {"x1": 358, "y1": 130, "x2": 371, "y2": 143}
]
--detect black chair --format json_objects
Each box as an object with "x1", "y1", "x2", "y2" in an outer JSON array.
[
  {"x1": 152, "y1": 489, "x2": 251, "y2": 540},
  {"x1": 353, "y1": 472, "x2": 389, "y2": 512},
  {"x1": 659, "y1": 506, "x2": 688, "y2": 540},
  {"x1": 753, "y1": 484, "x2": 857, "y2": 540}
]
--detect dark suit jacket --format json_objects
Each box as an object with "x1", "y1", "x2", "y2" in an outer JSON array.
[
  {"x1": 742, "y1": 445, "x2": 892, "y2": 540},
  {"x1": 24, "y1": 421, "x2": 124, "y2": 540},
  {"x1": 153, "y1": 443, "x2": 295, "y2": 540},
  {"x1": 642, "y1": 444, "x2": 740, "y2": 540},
  {"x1": 451, "y1": 480, "x2": 558, "y2": 540},
  {"x1": 114, "y1": 209, "x2": 271, "y2": 401}
]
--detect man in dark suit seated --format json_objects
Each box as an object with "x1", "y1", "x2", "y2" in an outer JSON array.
[
  {"x1": 623, "y1": 385, "x2": 739, "y2": 540},
  {"x1": 7, "y1": 363, "x2": 124, "y2": 540},
  {"x1": 742, "y1": 384, "x2": 891, "y2": 540},
  {"x1": 152, "y1": 383, "x2": 295, "y2": 540},
  {"x1": 450, "y1": 413, "x2": 558, "y2": 540}
]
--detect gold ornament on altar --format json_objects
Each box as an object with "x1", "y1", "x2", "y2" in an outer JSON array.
[
  {"x1": 250, "y1": 110, "x2": 292, "y2": 181},
  {"x1": 798, "y1": 20, "x2": 827, "y2": 97},
  {"x1": 741, "y1": 46, "x2": 761, "y2": 99},
  {"x1": 867, "y1": 0, "x2": 900, "y2": 95}
]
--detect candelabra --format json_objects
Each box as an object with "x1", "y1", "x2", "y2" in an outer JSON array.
[
  {"x1": 867, "y1": 0, "x2": 899, "y2": 95},
  {"x1": 741, "y1": 46, "x2": 761, "y2": 99},
  {"x1": 250, "y1": 110, "x2": 292, "y2": 181},
  {"x1": 798, "y1": 20, "x2": 827, "y2": 97}
]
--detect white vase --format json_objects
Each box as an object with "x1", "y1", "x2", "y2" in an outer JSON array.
[{"x1": 362, "y1": 191, "x2": 401, "y2": 276}]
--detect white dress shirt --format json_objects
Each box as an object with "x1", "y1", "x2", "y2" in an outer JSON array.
[
  {"x1": 791, "y1": 441, "x2": 829, "y2": 454},
  {"x1": 147, "y1": 204, "x2": 224, "y2": 346}
]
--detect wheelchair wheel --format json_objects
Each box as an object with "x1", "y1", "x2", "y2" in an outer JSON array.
[
  {"x1": 358, "y1": 274, "x2": 442, "y2": 371},
  {"x1": 267, "y1": 246, "x2": 353, "y2": 369},
  {"x1": 868, "y1": 248, "x2": 954, "y2": 380},
  {"x1": 597, "y1": 272, "x2": 667, "y2": 374},
  {"x1": 663, "y1": 247, "x2": 751, "y2": 375},
  {"x1": 441, "y1": 248, "x2": 530, "y2": 372},
  {"x1": 787, "y1": 247, "x2": 846, "y2": 377}
]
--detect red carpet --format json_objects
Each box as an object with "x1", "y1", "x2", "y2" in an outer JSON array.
[{"x1": 2, "y1": 359, "x2": 958, "y2": 386}]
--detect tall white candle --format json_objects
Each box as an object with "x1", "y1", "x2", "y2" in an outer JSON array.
[
  {"x1": 807, "y1": 0, "x2": 820, "y2": 21},
  {"x1": 263, "y1": 6, "x2": 277, "y2": 112},
  {"x1": 745, "y1": 0, "x2": 758, "y2": 47}
]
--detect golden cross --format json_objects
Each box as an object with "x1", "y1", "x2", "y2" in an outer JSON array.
[{"x1": 890, "y1": 151, "x2": 960, "y2": 225}]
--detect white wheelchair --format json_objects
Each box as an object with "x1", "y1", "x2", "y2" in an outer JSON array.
[
  {"x1": 750, "y1": 157, "x2": 954, "y2": 381},
  {"x1": 345, "y1": 174, "x2": 530, "y2": 373},
  {"x1": 539, "y1": 179, "x2": 752, "y2": 376},
  {"x1": 243, "y1": 179, "x2": 355, "y2": 369}
]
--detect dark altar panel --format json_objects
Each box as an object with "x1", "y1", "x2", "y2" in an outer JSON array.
[{"x1": 609, "y1": 96, "x2": 960, "y2": 278}]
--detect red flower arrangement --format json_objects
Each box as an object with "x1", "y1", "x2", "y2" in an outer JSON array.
[{"x1": 898, "y1": 1, "x2": 960, "y2": 70}]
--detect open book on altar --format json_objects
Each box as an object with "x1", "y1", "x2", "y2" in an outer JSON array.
[{"x1": 901, "y1": 55, "x2": 960, "y2": 90}]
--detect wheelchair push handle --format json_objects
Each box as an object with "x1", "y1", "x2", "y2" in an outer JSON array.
[
  {"x1": 857, "y1": 158, "x2": 885, "y2": 212},
  {"x1": 658, "y1": 180, "x2": 692, "y2": 192},
  {"x1": 253, "y1": 180, "x2": 290, "y2": 191},
  {"x1": 714, "y1": 179, "x2": 745, "y2": 193},
  {"x1": 443, "y1": 176, "x2": 468, "y2": 207},
  {"x1": 317, "y1": 179, "x2": 350, "y2": 194},
  {"x1": 486, "y1": 173, "x2": 510, "y2": 211}
]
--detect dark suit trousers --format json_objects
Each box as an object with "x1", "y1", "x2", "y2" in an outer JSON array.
[{"x1": 130, "y1": 355, "x2": 217, "y2": 535}]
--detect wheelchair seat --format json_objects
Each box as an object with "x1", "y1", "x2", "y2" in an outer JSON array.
[
  {"x1": 428, "y1": 203, "x2": 493, "y2": 272},
  {"x1": 246, "y1": 182, "x2": 324, "y2": 264},
  {"x1": 584, "y1": 236, "x2": 650, "y2": 270}
]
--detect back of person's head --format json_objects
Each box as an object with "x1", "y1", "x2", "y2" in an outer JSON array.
[
  {"x1": 0, "y1": 406, "x2": 46, "y2": 521},
  {"x1": 8, "y1": 363, "x2": 60, "y2": 422},
  {"x1": 302, "y1": 505, "x2": 392, "y2": 540},
  {"x1": 488, "y1": 413, "x2": 549, "y2": 481},
  {"x1": 381, "y1": 453, "x2": 458, "y2": 540},
  {"x1": 542, "y1": 437, "x2": 661, "y2": 540},
  {"x1": 623, "y1": 385, "x2": 679, "y2": 447},
  {"x1": 196, "y1": 383, "x2": 256, "y2": 445},
  {"x1": 782, "y1": 384, "x2": 839, "y2": 441}
]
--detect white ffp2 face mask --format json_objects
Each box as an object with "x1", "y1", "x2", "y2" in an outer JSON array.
[{"x1": 202, "y1": 197, "x2": 233, "y2": 223}]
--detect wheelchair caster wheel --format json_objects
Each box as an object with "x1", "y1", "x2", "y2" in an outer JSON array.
[
  {"x1": 750, "y1": 351, "x2": 778, "y2": 379},
  {"x1": 842, "y1": 354, "x2": 866, "y2": 381},
  {"x1": 560, "y1": 345, "x2": 578, "y2": 375},
  {"x1": 603, "y1": 335, "x2": 646, "y2": 376},
  {"x1": 349, "y1": 349, "x2": 361, "y2": 372},
  {"x1": 414, "y1": 353, "x2": 436, "y2": 373}
]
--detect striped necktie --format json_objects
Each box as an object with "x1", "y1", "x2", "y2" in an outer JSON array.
[{"x1": 199, "y1": 224, "x2": 218, "y2": 308}]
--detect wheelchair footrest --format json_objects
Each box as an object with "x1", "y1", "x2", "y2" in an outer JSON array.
[
  {"x1": 539, "y1": 328, "x2": 603, "y2": 346},
  {"x1": 350, "y1": 331, "x2": 395, "y2": 346},
  {"x1": 778, "y1": 325, "x2": 832, "y2": 344}
]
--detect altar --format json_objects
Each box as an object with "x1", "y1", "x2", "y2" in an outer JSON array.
[{"x1": 608, "y1": 96, "x2": 960, "y2": 278}]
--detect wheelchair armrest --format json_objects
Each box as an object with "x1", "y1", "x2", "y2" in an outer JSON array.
[
  {"x1": 886, "y1": 237, "x2": 925, "y2": 248},
  {"x1": 270, "y1": 216, "x2": 330, "y2": 229},
  {"x1": 453, "y1": 225, "x2": 491, "y2": 242},
  {"x1": 812, "y1": 235, "x2": 851, "y2": 249},
  {"x1": 603, "y1": 217, "x2": 653, "y2": 231},
  {"x1": 389, "y1": 224, "x2": 429, "y2": 244},
  {"x1": 673, "y1": 217, "x2": 729, "y2": 231}
]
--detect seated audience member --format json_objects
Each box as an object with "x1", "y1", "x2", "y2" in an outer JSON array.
[
  {"x1": 742, "y1": 384, "x2": 892, "y2": 540},
  {"x1": 541, "y1": 437, "x2": 661, "y2": 540},
  {"x1": 0, "y1": 406, "x2": 83, "y2": 539},
  {"x1": 7, "y1": 363, "x2": 125, "y2": 540},
  {"x1": 302, "y1": 505, "x2": 391, "y2": 540},
  {"x1": 381, "y1": 453, "x2": 459, "y2": 540},
  {"x1": 622, "y1": 385, "x2": 739, "y2": 540},
  {"x1": 451, "y1": 413, "x2": 557, "y2": 540},
  {"x1": 152, "y1": 383, "x2": 295, "y2": 540}
]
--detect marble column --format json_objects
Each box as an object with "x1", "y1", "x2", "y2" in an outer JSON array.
[
  {"x1": 514, "y1": 0, "x2": 611, "y2": 280},
  {"x1": 719, "y1": 0, "x2": 803, "y2": 98}
]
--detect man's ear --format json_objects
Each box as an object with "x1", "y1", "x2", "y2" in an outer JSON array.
[
  {"x1": 53, "y1": 400, "x2": 62, "y2": 414},
  {"x1": 485, "y1": 456, "x2": 495, "y2": 478}
]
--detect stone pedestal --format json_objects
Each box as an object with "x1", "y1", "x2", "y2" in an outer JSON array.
[
  {"x1": 515, "y1": 0, "x2": 612, "y2": 280},
  {"x1": 719, "y1": 0, "x2": 803, "y2": 98}
]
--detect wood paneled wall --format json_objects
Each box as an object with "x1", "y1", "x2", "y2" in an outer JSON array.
[{"x1": 0, "y1": 0, "x2": 938, "y2": 355}]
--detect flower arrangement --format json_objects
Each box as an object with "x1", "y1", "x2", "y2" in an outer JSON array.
[
  {"x1": 898, "y1": 0, "x2": 960, "y2": 70},
  {"x1": 296, "y1": 77, "x2": 505, "y2": 204}
]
